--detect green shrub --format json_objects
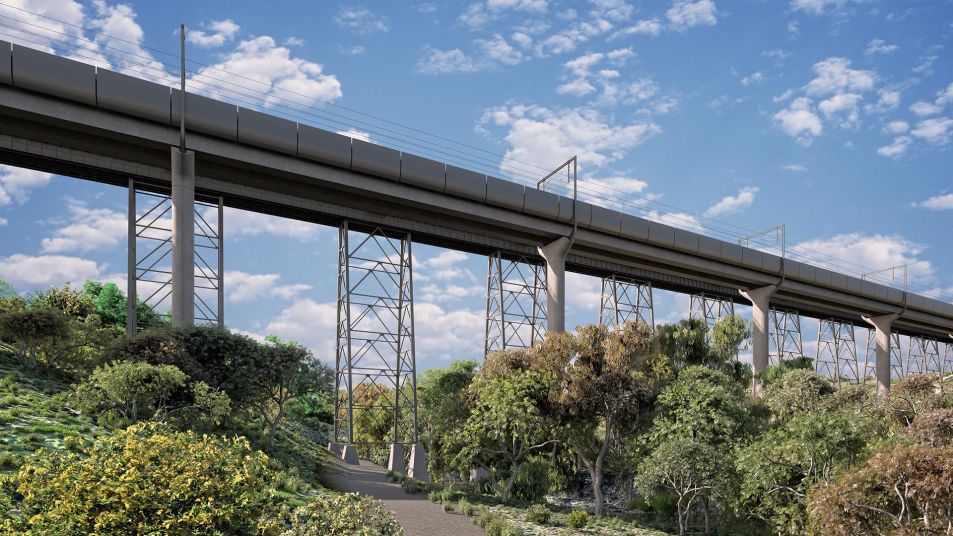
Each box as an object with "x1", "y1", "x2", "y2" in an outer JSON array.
[
  {"x1": 525, "y1": 504, "x2": 552, "y2": 524},
  {"x1": 511, "y1": 459, "x2": 552, "y2": 502},
  {"x1": 401, "y1": 476, "x2": 427, "y2": 494},
  {"x1": 501, "y1": 525, "x2": 523, "y2": 536},
  {"x1": 442, "y1": 500, "x2": 454, "y2": 512},
  {"x1": 2, "y1": 423, "x2": 281, "y2": 534},
  {"x1": 459, "y1": 498, "x2": 474, "y2": 516},
  {"x1": 626, "y1": 497, "x2": 650, "y2": 511},
  {"x1": 648, "y1": 493, "x2": 676, "y2": 515},
  {"x1": 284, "y1": 492, "x2": 403, "y2": 535},
  {"x1": 428, "y1": 489, "x2": 441, "y2": 502},
  {"x1": 484, "y1": 519, "x2": 505, "y2": 536},
  {"x1": 566, "y1": 510, "x2": 589, "y2": 529},
  {"x1": 478, "y1": 512, "x2": 501, "y2": 528}
]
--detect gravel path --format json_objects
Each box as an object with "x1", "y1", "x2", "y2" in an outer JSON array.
[{"x1": 322, "y1": 458, "x2": 485, "y2": 536}]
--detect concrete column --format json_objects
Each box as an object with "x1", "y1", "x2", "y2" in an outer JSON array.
[
  {"x1": 171, "y1": 148, "x2": 195, "y2": 327},
  {"x1": 327, "y1": 442, "x2": 343, "y2": 457},
  {"x1": 341, "y1": 444, "x2": 359, "y2": 465},
  {"x1": 862, "y1": 313, "x2": 900, "y2": 395},
  {"x1": 387, "y1": 442, "x2": 406, "y2": 474},
  {"x1": 408, "y1": 443, "x2": 429, "y2": 483},
  {"x1": 739, "y1": 285, "x2": 777, "y2": 398},
  {"x1": 538, "y1": 237, "x2": 571, "y2": 333}
]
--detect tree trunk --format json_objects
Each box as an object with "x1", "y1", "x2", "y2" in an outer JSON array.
[
  {"x1": 501, "y1": 459, "x2": 520, "y2": 504},
  {"x1": 677, "y1": 500, "x2": 685, "y2": 536},
  {"x1": 703, "y1": 495, "x2": 711, "y2": 534},
  {"x1": 592, "y1": 469, "x2": 604, "y2": 516}
]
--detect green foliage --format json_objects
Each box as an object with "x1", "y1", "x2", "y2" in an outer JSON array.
[
  {"x1": 459, "y1": 498, "x2": 474, "y2": 516},
  {"x1": 710, "y1": 314, "x2": 750, "y2": 361},
  {"x1": 637, "y1": 439, "x2": 724, "y2": 535},
  {"x1": 761, "y1": 356, "x2": 814, "y2": 385},
  {"x1": 524, "y1": 503, "x2": 551, "y2": 524},
  {"x1": 655, "y1": 317, "x2": 712, "y2": 369},
  {"x1": 881, "y1": 374, "x2": 949, "y2": 427},
  {"x1": 282, "y1": 492, "x2": 403, "y2": 535},
  {"x1": 400, "y1": 477, "x2": 427, "y2": 494},
  {"x1": 71, "y1": 361, "x2": 187, "y2": 426},
  {"x1": 2, "y1": 423, "x2": 282, "y2": 535},
  {"x1": 566, "y1": 510, "x2": 589, "y2": 529},
  {"x1": 30, "y1": 283, "x2": 95, "y2": 319},
  {"x1": 442, "y1": 500, "x2": 453, "y2": 512},
  {"x1": 0, "y1": 308, "x2": 67, "y2": 370},
  {"x1": 762, "y1": 368, "x2": 834, "y2": 421},
  {"x1": 81, "y1": 280, "x2": 164, "y2": 329},
  {"x1": 418, "y1": 359, "x2": 478, "y2": 483},
  {"x1": 511, "y1": 458, "x2": 553, "y2": 503}
]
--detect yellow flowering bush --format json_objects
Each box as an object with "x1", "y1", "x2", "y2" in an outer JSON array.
[
  {"x1": 2, "y1": 422, "x2": 282, "y2": 535},
  {"x1": 282, "y1": 492, "x2": 403, "y2": 536}
]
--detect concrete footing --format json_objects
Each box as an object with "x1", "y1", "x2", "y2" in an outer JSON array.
[
  {"x1": 327, "y1": 442, "x2": 343, "y2": 457},
  {"x1": 408, "y1": 443, "x2": 429, "y2": 483},
  {"x1": 387, "y1": 442, "x2": 406, "y2": 473},
  {"x1": 469, "y1": 467, "x2": 488, "y2": 482},
  {"x1": 341, "y1": 444, "x2": 359, "y2": 465}
]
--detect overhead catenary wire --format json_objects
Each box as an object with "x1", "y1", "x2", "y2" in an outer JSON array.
[{"x1": 0, "y1": 4, "x2": 947, "y2": 300}]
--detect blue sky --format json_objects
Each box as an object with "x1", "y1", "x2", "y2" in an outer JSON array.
[{"x1": 0, "y1": 0, "x2": 951, "y2": 371}]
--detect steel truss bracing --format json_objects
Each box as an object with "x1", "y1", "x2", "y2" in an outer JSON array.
[
  {"x1": 600, "y1": 275, "x2": 654, "y2": 329},
  {"x1": 815, "y1": 319, "x2": 859, "y2": 386},
  {"x1": 126, "y1": 180, "x2": 222, "y2": 333},
  {"x1": 863, "y1": 329, "x2": 904, "y2": 381},
  {"x1": 334, "y1": 222, "x2": 418, "y2": 449},
  {"x1": 688, "y1": 293, "x2": 734, "y2": 330},
  {"x1": 906, "y1": 336, "x2": 942, "y2": 377},
  {"x1": 769, "y1": 308, "x2": 803, "y2": 366},
  {"x1": 484, "y1": 252, "x2": 546, "y2": 356}
]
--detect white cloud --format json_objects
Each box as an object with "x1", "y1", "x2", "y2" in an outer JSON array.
[
  {"x1": 224, "y1": 207, "x2": 319, "y2": 240},
  {"x1": 187, "y1": 19, "x2": 240, "y2": 48},
  {"x1": 790, "y1": 0, "x2": 858, "y2": 15},
  {"x1": 884, "y1": 120, "x2": 909, "y2": 134},
  {"x1": 476, "y1": 33, "x2": 524, "y2": 66},
  {"x1": 918, "y1": 193, "x2": 953, "y2": 211},
  {"x1": 0, "y1": 217, "x2": 8, "y2": 226},
  {"x1": 340, "y1": 45, "x2": 366, "y2": 56},
  {"x1": 741, "y1": 71, "x2": 765, "y2": 86},
  {"x1": 264, "y1": 299, "x2": 338, "y2": 361},
  {"x1": 190, "y1": 36, "x2": 343, "y2": 107},
  {"x1": 536, "y1": 18, "x2": 613, "y2": 55},
  {"x1": 566, "y1": 272, "x2": 601, "y2": 312},
  {"x1": 936, "y1": 83, "x2": 953, "y2": 106},
  {"x1": 666, "y1": 0, "x2": 718, "y2": 30},
  {"x1": 86, "y1": 0, "x2": 171, "y2": 83},
  {"x1": 334, "y1": 6, "x2": 390, "y2": 34},
  {"x1": 644, "y1": 210, "x2": 704, "y2": 233},
  {"x1": 783, "y1": 164, "x2": 808, "y2": 172},
  {"x1": 866, "y1": 89, "x2": 901, "y2": 114},
  {"x1": 790, "y1": 233, "x2": 933, "y2": 285},
  {"x1": 416, "y1": 46, "x2": 481, "y2": 74},
  {"x1": 41, "y1": 202, "x2": 126, "y2": 253},
  {"x1": 774, "y1": 97, "x2": 823, "y2": 145},
  {"x1": 910, "y1": 118, "x2": 953, "y2": 145},
  {"x1": 577, "y1": 175, "x2": 653, "y2": 210},
  {"x1": 337, "y1": 129, "x2": 372, "y2": 142},
  {"x1": 458, "y1": 0, "x2": 548, "y2": 30},
  {"x1": 0, "y1": 165, "x2": 53, "y2": 206},
  {"x1": 865, "y1": 39, "x2": 898, "y2": 56},
  {"x1": 818, "y1": 92, "x2": 862, "y2": 128},
  {"x1": 703, "y1": 187, "x2": 759, "y2": 218},
  {"x1": 804, "y1": 57, "x2": 875, "y2": 96},
  {"x1": 420, "y1": 250, "x2": 469, "y2": 269},
  {"x1": 910, "y1": 101, "x2": 942, "y2": 117},
  {"x1": 612, "y1": 18, "x2": 663, "y2": 38},
  {"x1": 876, "y1": 136, "x2": 911, "y2": 158},
  {"x1": 479, "y1": 104, "x2": 660, "y2": 175},
  {"x1": 0, "y1": 254, "x2": 103, "y2": 289},
  {"x1": 225, "y1": 271, "x2": 311, "y2": 303}
]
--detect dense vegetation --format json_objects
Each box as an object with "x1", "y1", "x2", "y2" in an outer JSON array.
[
  {"x1": 395, "y1": 315, "x2": 953, "y2": 535},
  {"x1": 0, "y1": 279, "x2": 401, "y2": 535}
]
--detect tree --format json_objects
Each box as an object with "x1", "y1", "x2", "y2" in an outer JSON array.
[
  {"x1": 637, "y1": 439, "x2": 725, "y2": 536},
  {"x1": 656, "y1": 318, "x2": 713, "y2": 369},
  {"x1": 710, "y1": 315, "x2": 750, "y2": 362},
  {"x1": 30, "y1": 283, "x2": 95, "y2": 319},
  {"x1": 417, "y1": 359, "x2": 478, "y2": 483},
  {"x1": 762, "y1": 369, "x2": 834, "y2": 422},
  {"x1": 72, "y1": 362, "x2": 189, "y2": 426},
  {"x1": 881, "y1": 374, "x2": 947, "y2": 428},
  {"x1": 0, "y1": 309, "x2": 67, "y2": 370},
  {"x1": 552, "y1": 322, "x2": 670, "y2": 516},
  {"x1": 736, "y1": 410, "x2": 878, "y2": 535},
  {"x1": 456, "y1": 365, "x2": 557, "y2": 503},
  {"x1": 808, "y1": 444, "x2": 953, "y2": 535},
  {"x1": 906, "y1": 408, "x2": 953, "y2": 447},
  {"x1": 253, "y1": 336, "x2": 325, "y2": 447}
]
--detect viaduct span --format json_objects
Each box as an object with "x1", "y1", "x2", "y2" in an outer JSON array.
[{"x1": 1, "y1": 41, "x2": 952, "y2": 473}]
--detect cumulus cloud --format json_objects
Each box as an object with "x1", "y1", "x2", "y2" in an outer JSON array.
[
  {"x1": 334, "y1": 6, "x2": 390, "y2": 34},
  {"x1": 666, "y1": 0, "x2": 718, "y2": 30},
  {"x1": 917, "y1": 193, "x2": 953, "y2": 211},
  {"x1": 0, "y1": 254, "x2": 103, "y2": 289},
  {"x1": 790, "y1": 0, "x2": 859, "y2": 15},
  {"x1": 877, "y1": 136, "x2": 912, "y2": 158},
  {"x1": 703, "y1": 187, "x2": 759, "y2": 218},
  {"x1": 264, "y1": 299, "x2": 338, "y2": 361},
  {"x1": 187, "y1": 19, "x2": 240, "y2": 48},
  {"x1": 774, "y1": 97, "x2": 823, "y2": 145},
  {"x1": 790, "y1": 233, "x2": 933, "y2": 285},
  {"x1": 0, "y1": 165, "x2": 53, "y2": 206},
  {"x1": 458, "y1": 0, "x2": 548, "y2": 30},
  {"x1": 884, "y1": 120, "x2": 909, "y2": 134},
  {"x1": 741, "y1": 72, "x2": 765, "y2": 87},
  {"x1": 644, "y1": 210, "x2": 704, "y2": 233},
  {"x1": 41, "y1": 202, "x2": 126, "y2": 253},
  {"x1": 783, "y1": 164, "x2": 808, "y2": 172},
  {"x1": 865, "y1": 39, "x2": 898, "y2": 56},
  {"x1": 189, "y1": 36, "x2": 343, "y2": 107},
  {"x1": 804, "y1": 57, "x2": 875, "y2": 97},
  {"x1": 612, "y1": 18, "x2": 663, "y2": 38},
  {"x1": 818, "y1": 92, "x2": 862, "y2": 128},
  {"x1": 479, "y1": 103, "x2": 659, "y2": 175},
  {"x1": 416, "y1": 46, "x2": 482, "y2": 74},
  {"x1": 910, "y1": 101, "x2": 942, "y2": 117},
  {"x1": 910, "y1": 118, "x2": 953, "y2": 145},
  {"x1": 224, "y1": 207, "x2": 319, "y2": 241},
  {"x1": 225, "y1": 271, "x2": 311, "y2": 303}
]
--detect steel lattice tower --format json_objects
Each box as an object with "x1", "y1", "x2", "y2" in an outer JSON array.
[
  {"x1": 815, "y1": 319, "x2": 859, "y2": 386},
  {"x1": 127, "y1": 180, "x2": 222, "y2": 334},
  {"x1": 484, "y1": 252, "x2": 546, "y2": 356},
  {"x1": 907, "y1": 337, "x2": 942, "y2": 376},
  {"x1": 334, "y1": 223, "x2": 418, "y2": 448},
  {"x1": 863, "y1": 328, "x2": 904, "y2": 381},
  {"x1": 688, "y1": 293, "x2": 734, "y2": 330},
  {"x1": 769, "y1": 308, "x2": 803, "y2": 365},
  {"x1": 600, "y1": 275, "x2": 654, "y2": 329}
]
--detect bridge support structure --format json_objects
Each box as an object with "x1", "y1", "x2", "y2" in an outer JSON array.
[
  {"x1": 815, "y1": 319, "x2": 859, "y2": 386},
  {"x1": 600, "y1": 275, "x2": 654, "y2": 329},
  {"x1": 689, "y1": 293, "x2": 735, "y2": 330},
  {"x1": 740, "y1": 285, "x2": 777, "y2": 398},
  {"x1": 484, "y1": 252, "x2": 547, "y2": 356},
  {"x1": 906, "y1": 336, "x2": 942, "y2": 377},
  {"x1": 126, "y1": 174, "x2": 223, "y2": 334},
  {"x1": 333, "y1": 223, "x2": 421, "y2": 477},
  {"x1": 769, "y1": 308, "x2": 803, "y2": 365},
  {"x1": 538, "y1": 237, "x2": 570, "y2": 334},
  {"x1": 863, "y1": 313, "x2": 900, "y2": 395},
  {"x1": 171, "y1": 149, "x2": 195, "y2": 327}
]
